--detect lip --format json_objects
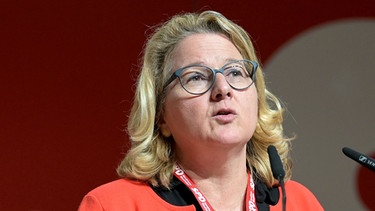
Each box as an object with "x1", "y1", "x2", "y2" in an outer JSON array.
[{"x1": 213, "y1": 108, "x2": 237, "y2": 123}]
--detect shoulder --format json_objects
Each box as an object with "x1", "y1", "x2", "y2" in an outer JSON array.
[
  {"x1": 78, "y1": 178, "x2": 195, "y2": 211},
  {"x1": 285, "y1": 180, "x2": 315, "y2": 195},
  {"x1": 87, "y1": 178, "x2": 149, "y2": 198},
  {"x1": 271, "y1": 180, "x2": 324, "y2": 211},
  {"x1": 78, "y1": 179, "x2": 153, "y2": 210}
]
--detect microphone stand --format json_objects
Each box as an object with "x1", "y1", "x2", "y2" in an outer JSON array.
[{"x1": 279, "y1": 176, "x2": 286, "y2": 211}]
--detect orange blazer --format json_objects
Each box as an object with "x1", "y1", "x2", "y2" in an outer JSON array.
[{"x1": 78, "y1": 179, "x2": 323, "y2": 211}]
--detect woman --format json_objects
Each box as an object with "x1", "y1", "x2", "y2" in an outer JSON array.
[{"x1": 79, "y1": 10, "x2": 323, "y2": 211}]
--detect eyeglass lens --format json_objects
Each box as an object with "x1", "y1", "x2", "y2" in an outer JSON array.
[{"x1": 178, "y1": 60, "x2": 255, "y2": 94}]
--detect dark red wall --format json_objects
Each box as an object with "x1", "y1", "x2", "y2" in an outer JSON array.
[{"x1": 1, "y1": 1, "x2": 374, "y2": 210}]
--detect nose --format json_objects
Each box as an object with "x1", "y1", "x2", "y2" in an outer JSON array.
[{"x1": 210, "y1": 74, "x2": 232, "y2": 100}]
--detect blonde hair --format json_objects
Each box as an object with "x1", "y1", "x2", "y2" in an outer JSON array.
[{"x1": 117, "y1": 10, "x2": 293, "y2": 188}]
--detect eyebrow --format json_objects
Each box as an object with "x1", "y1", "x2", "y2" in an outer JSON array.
[
  {"x1": 180, "y1": 58, "x2": 242, "y2": 68},
  {"x1": 224, "y1": 58, "x2": 242, "y2": 62}
]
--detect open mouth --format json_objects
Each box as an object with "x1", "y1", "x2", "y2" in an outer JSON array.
[{"x1": 216, "y1": 109, "x2": 235, "y2": 116}]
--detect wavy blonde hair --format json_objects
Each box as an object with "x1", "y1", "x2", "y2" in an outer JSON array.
[{"x1": 117, "y1": 10, "x2": 293, "y2": 188}]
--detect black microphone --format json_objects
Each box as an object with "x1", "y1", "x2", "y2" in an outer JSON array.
[
  {"x1": 268, "y1": 145, "x2": 285, "y2": 180},
  {"x1": 342, "y1": 147, "x2": 375, "y2": 172},
  {"x1": 267, "y1": 145, "x2": 286, "y2": 211}
]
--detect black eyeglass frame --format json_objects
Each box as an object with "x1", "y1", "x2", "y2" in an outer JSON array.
[{"x1": 163, "y1": 59, "x2": 258, "y2": 95}]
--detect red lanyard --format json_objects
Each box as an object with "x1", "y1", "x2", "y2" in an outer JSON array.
[{"x1": 174, "y1": 165, "x2": 258, "y2": 211}]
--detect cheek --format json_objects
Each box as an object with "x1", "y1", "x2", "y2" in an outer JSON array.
[
  {"x1": 244, "y1": 89, "x2": 258, "y2": 120},
  {"x1": 164, "y1": 97, "x2": 204, "y2": 131}
]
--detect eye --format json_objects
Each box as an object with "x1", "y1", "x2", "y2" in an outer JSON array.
[
  {"x1": 180, "y1": 67, "x2": 211, "y2": 85},
  {"x1": 225, "y1": 65, "x2": 248, "y2": 78},
  {"x1": 187, "y1": 72, "x2": 208, "y2": 82}
]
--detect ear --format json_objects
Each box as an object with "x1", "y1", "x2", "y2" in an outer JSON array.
[{"x1": 158, "y1": 118, "x2": 171, "y2": 137}]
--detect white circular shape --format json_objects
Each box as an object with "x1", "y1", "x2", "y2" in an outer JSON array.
[{"x1": 265, "y1": 19, "x2": 375, "y2": 210}]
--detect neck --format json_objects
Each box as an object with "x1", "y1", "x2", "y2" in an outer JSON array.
[
  {"x1": 176, "y1": 142, "x2": 248, "y2": 177},
  {"x1": 176, "y1": 145, "x2": 249, "y2": 210}
]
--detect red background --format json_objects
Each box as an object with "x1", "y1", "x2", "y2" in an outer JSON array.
[{"x1": 1, "y1": 1, "x2": 374, "y2": 210}]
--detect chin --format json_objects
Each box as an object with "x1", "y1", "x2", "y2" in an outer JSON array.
[{"x1": 211, "y1": 135, "x2": 249, "y2": 146}]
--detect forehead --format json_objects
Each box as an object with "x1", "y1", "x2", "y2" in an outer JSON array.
[{"x1": 171, "y1": 33, "x2": 243, "y2": 68}]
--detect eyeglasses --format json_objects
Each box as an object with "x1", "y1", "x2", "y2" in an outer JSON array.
[{"x1": 163, "y1": 60, "x2": 258, "y2": 95}]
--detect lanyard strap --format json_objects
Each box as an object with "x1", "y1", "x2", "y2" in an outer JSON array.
[{"x1": 173, "y1": 165, "x2": 258, "y2": 211}]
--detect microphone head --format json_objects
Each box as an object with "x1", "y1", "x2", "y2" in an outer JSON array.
[
  {"x1": 268, "y1": 145, "x2": 285, "y2": 180},
  {"x1": 342, "y1": 147, "x2": 359, "y2": 159},
  {"x1": 342, "y1": 146, "x2": 375, "y2": 172}
]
